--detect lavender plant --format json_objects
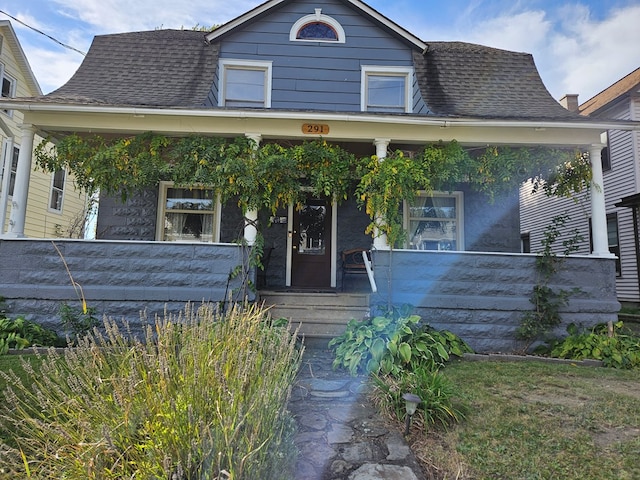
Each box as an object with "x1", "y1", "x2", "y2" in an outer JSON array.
[{"x1": 0, "y1": 303, "x2": 302, "y2": 479}]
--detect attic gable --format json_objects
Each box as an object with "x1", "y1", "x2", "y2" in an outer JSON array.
[
  {"x1": 0, "y1": 20, "x2": 41, "y2": 96},
  {"x1": 205, "y1": 0, "x2": 427, "y2": 51}
]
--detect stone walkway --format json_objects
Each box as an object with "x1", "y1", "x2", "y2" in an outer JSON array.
[{"x1": 288, "y1": 347, "x2": 425, "y2": 480}]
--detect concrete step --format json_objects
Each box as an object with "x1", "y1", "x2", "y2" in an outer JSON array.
[
  {"x1": 260, "y1": 291, "x2": 369, "y2": 307},
  {"x1": 260, "y1": 291, "x2": 369, "y2": 338}
]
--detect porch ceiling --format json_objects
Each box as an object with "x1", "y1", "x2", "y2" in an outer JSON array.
[{"x1": 18, "y1": 105, "x2": 624, "y2": 148}]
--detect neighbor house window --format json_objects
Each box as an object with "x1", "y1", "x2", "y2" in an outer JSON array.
[
  {"x1": 607, "y1": 213, "x2": 621, "y2": 276},
  {"x1": 521, "y1": 232, "x2": 531, "y2": 253},
  {"x1": 601, "y1": 144, "x2": 611, "y2": 172},
  {"x1": 49, "y1": 169, "x2": 66, "y2": 212},
  {"x1": 589, "y1": 213, "x2": 621, "y2": 276},
  {"x1": 290, "y1": 9, "x2": 345, "y2": 43},
  {"x1": 6, "y1": 145, "x2": 18, "y2": 196},
  {"x1": 361, "y1": 66, "x2": 413, "y2": 113},
  {"x1": 1, "y1": 64, "x2": 16, "y2": 116},
  {"x1": 156, "y1": 182, "x2": 220, "y2": 242},
  {"x1": 404, "y1": 192, "x2": 463, "y2": 250},
  {"x1": 219, "y1": 59, "x2": 272, "y2": 108}
]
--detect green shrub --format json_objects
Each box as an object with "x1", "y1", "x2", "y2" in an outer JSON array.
[
  {"x1": 59, "y1": 302, "x2": 99, "y2": 343},
  {"x1": 547, "y1": 321, "x2": 640, "y2": 369},
  {"x1": 370, "y1": 367, "x2": 467, "y2": 432},
  {"x1": 0, "y1": 303, "x2": 302, "y2": 479},
  {"x1": 328, "y1": 313, "x2": 472, "y2": 376},
  {"x1": 0, "y1": 299, "x2": 62, "y2": 354}
]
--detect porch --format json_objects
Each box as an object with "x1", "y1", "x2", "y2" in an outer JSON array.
[{"x1": 0, "y1": 239, "x2": 619, "y2": 353}]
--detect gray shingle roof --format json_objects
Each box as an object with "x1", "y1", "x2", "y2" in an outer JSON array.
[
  {"x1": 39, "y1": 30, "x2": 577, "y2": 121},
  {"x1": 415, "y1": 42, "x2": 579, "y2": 120},
  {"x1": 45, "y1": 29, "x2": 218, "y2": 107}
]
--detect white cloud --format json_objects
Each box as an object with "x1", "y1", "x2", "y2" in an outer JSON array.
[
  {"x1": 50, "y1": 0, "x2": 259, "y2": 33},
  {"x1": 550, "y1": 4, "x2": 640, "y2": 101},
  {"x1": 26, "y1": 48, "x2": 83, "y2": 94}
]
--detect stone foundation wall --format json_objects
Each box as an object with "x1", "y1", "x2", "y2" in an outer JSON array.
[
  {"x1": 0, "y1": 239, "x2": 246, "y2": 336},
  {"x1": 372, "y1": 250, "x2": 620, "y2": 352}
]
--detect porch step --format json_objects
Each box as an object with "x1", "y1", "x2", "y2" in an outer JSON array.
[{"x1": 259, "y1": 291, "x2": 369, "y2": 339}]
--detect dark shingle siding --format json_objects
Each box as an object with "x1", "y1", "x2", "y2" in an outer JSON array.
[
  {"x1": 415, "y1": 42, "x2": 580, "y2": 120},
  {"x1": 45, "y1": 30, "x2": 219, "y2": 107}
]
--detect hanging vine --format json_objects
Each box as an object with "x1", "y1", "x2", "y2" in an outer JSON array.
[{"x1": 35, "y1": 132, "x2": 590, "y2": 247}]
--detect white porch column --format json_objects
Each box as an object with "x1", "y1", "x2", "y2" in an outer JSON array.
[
  {"x1": 589, "y1": 144, "x2": 613, "y2": 257},
  {"x1": 6, "y1": 124, "x2": 35, "y2": 238},
  {"x1": 373, "y1": 138, "x2": 390, "y2": 250},
  {"x1": 243, "y1": 133, "x2": 262, "y2": 245}
]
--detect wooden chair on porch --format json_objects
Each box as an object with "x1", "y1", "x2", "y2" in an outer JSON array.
[{"x1": 341, "y1": 248, "x2": 371, "y2": 291}]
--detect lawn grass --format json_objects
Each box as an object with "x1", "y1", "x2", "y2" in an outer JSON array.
[{"x1": 408, "y1": 359, "x2": 640, "y2": 480}]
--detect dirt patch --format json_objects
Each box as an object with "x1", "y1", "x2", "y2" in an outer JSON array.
[
  {"x1": 593, "y1": 427, "x2": 640, "y2": 448},
  {"x1": 598, "y1": 381, "x2": 640, "y2": 401},
  {"x1": 523, "y1": 392, "x2": 588, "y2": 408}
]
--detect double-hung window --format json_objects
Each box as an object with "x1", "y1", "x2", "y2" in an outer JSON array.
[
  {"x1": 219, "y1": 59, "x2": 272, "y2": 108},
  {"x1": 361, "y1": 66, "x2": 413, "y2": 113},
  {"x1": 404, "y1": 192, "x2": 464, "y2": 250},
  {"x1": 156, "y1": 182, "x2": 220, "y2": 242},
  {"x1": 49, "y1": 169, "x2": 66, "y2": 212}
]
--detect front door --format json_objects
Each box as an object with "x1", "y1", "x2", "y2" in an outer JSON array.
[{"x1": 291, "y1": 194, "x2": 332, "y2": 288}]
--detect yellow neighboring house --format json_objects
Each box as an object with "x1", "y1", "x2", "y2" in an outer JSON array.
[{"x1": 0, "y1": 20, "x2": 89, "y2": 238}]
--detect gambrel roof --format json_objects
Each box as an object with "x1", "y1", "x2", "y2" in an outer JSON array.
[
  {"x1": 415, "y1": 42, "x2": 577, "y2": 120},
  {"x1": 10, "y1": 0, "x2": 585, "y2": 123},
  {"x1": 46, "y1": 29, "x2": 218, "y2": 107},
  {"x1": 39, "y1": 29, "x2": 576, "y2": 121}
]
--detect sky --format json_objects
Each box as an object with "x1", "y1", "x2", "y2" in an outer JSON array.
[{"x1": 2, "y1": 0, "x2": 640, "y2": 103}]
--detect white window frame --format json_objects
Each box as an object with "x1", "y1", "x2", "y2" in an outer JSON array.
[
  {"x1": 289, "y1": 9, "x2": 346, "y2": 43},
  {"x1": 361, "y1": 65, "x2": 413, "y2": 113},
  {"x1": 48, "y1": 168, "x2": 66, "y2": 213},
  {"x1": 403, "y1": 191, "x2": 464, "y2": 250},
  {"x1": 218, "y1": 59, "x2": 272, "y2": 108},
  {"x1": 1, "y1": 63, "x2": 16, "y2": 117},
  {"x1": 156, "y1": 181, "x2": 221, "y2": 243}
]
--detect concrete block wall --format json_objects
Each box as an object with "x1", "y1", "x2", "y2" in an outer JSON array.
[
  {"x1": 0, "y1": 239, "x2": 247, "y2": 336},
  {"x1": 371, "y1": 250, "x2": 620, "y2": 353}
]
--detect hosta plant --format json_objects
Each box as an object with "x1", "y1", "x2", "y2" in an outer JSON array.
[{"x1": 329, "y1": 313, "x2": 473, "y2": 376}]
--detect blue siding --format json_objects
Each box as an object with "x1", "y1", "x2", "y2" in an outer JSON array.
[{"x1": 209, "y1": 0, "x2": 428, "y2": 113}]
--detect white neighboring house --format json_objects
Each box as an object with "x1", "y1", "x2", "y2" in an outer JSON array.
[
  {"x1": 520, "y1": 67, "x2": 640, "y2": 304},
  {"x1": 0, "y1": 20, "x2": 89, "y2": 238}
]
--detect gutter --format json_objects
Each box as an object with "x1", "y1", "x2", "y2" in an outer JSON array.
[{"x1": 5, "y1": 101, "x2": 640, "y2": 132}]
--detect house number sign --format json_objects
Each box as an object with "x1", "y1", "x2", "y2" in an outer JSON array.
[{"x1": 302, "y1": 123, "x2": 330, "y2": 134}]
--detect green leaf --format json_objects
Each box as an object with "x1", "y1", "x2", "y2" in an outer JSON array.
[
  {"x1": 435, "y1": 343, "x2": 450, "y2": 361},
  {"x1": 370, "y1": 337, "x2": 386, "y2": 362},
  {"x1": 399, "y1": 342, "x2": 412, "y2": 363}
]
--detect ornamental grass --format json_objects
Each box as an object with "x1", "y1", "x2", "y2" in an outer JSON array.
[{"x1": 0, "y1": 303, "x2": 302, "y2": 479}]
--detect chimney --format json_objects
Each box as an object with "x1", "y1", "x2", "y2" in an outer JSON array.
[{"x1": 559, "y1": 94, "x2": 579, "y2": 112}]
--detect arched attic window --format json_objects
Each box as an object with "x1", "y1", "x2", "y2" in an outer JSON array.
[{"x1": 290, "y1": 9, "x2": 346, "y2": 43}]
